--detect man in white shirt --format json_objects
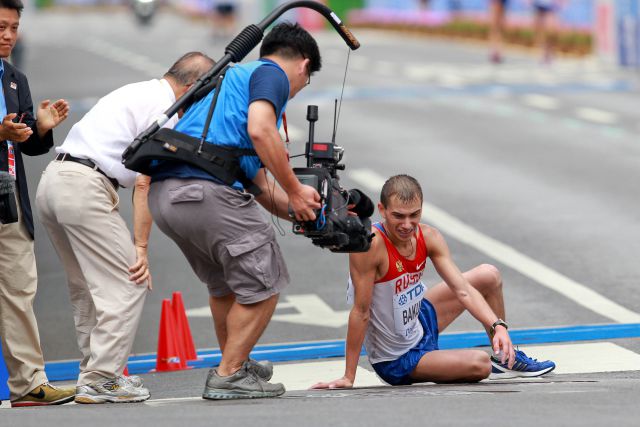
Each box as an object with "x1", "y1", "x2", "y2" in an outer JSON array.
[{"x1": 35, "y1": 51, "x2": 214, "y2": 404}]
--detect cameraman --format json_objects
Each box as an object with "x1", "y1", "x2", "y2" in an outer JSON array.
[
  {"x1": 35, "y1": 52, "x2": 214, "y2": 404},
  {"x1": 147, "y1": 22, "x2": 322, "y2": 400},
  {"x1": 0, "y1": 0, "x2": 72, "y2": 407}
]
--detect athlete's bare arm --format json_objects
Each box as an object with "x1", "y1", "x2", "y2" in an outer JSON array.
[
  {"x1": 422, "y1": 224, "x2": 515, "y2": 366},
  {"x1": 310, "y1": 228, "x2": 384, "y2": 389}
]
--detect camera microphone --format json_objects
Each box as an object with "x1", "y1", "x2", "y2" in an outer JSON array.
[
  {"x1": 348, "y1": 188, "x2": 374, "y2": 218},
  {"x1": 0, "y1": 171, "x2": 18, "y2": 224}
]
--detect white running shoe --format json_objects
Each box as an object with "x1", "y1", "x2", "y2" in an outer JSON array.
[{"x1": 75, "y1": 376, "x2": 150, "y2": 404}]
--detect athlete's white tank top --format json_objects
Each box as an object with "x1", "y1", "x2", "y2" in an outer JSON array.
[{"x1": 347, "y1": 223, "x2": 428, "y2": 363}]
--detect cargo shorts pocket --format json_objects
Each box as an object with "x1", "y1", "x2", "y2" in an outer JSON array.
[
  {"x1": 225, "y1": 226, "x2": 280, "y2": 293},
  {"x1": 169, "y1": 183, "x2": 204, "y2": 204}
]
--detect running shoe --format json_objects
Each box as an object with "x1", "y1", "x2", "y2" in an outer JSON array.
[
  {"x1": 490, "y1": 349, "x2": 556, "y2": 379},
  {"x1": 75, "y1": 376, "x2": 150, "y2": 404},
  {"x1": 247, "y1": 358, "x2": 273, "y2": 381},
  {"x1": 203, "y1": 361, "x2": 284, "y2": 400}
]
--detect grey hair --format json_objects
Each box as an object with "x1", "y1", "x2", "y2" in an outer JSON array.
[{"x1": 164, "y1": 52, "x2": 216, "y2": 86}]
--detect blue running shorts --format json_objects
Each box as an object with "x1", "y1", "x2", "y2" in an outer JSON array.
[{"x1": 371, "y1": 299, "x2": 440, "y2": 386}]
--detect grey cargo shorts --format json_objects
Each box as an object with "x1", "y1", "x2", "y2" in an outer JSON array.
[{"x1": 148, "y1": 178, "x2": 289, "y2": 304}]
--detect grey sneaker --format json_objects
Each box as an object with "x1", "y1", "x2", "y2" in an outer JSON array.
[
  {"x1": 247, "y1": 358, "x2": 273, "y2": 381},
  {"x1": 75, "y1": 376, "x2": 150, "y2": 404},
  {"x1": 123, "y1": 375, "x2": 144, "y2": 388},
  {"x1": 203, "y1": 362, "x2": 285, "y2": 400}
]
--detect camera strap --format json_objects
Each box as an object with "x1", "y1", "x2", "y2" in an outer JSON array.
[{"x1": 198, "y1": 66, "x2": 228, "y2": 153}]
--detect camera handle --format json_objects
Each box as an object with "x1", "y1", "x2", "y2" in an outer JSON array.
[{"x1": 122, "y1": 0, "x2": 360, "y2": 164}]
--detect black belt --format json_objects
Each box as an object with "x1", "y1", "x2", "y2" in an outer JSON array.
[{"x1": 55, "y1": 153, "x2": 120, "y2": 189}]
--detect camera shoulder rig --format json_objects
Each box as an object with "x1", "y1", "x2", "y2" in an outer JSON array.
[
  {"x1": 125, "y1": 127, "x2": 260, "y2": 194},
  {"x1": 124, "y1": 65, "x2": 261, "y2": 195},
  {"x1": 122, "y1": 1, "x2": 360, "y2": 189}
]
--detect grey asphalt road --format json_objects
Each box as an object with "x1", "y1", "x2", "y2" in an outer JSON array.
[
  {"x1": 2, "y1": 369, "x2": 640, "y2": 426},
  {"x1": 4, "y1": 5, "x2": 639, "y2": 425}
]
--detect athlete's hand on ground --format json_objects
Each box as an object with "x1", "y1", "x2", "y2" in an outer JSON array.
[
  {"x1": 0, "y1": 113, "x2": 32, "y2": 142},
  {"x1": 492, "y1": 327, "x2": 515, "y2": 368},
  {"x1": 310, "y1": 376, "x2": 353, "y2": 390},
  {"x1": 129, "y1": 246, "x2": 153, "y2": 290},
  {"x1": 289, "y1": 184, "x2": 321, "y2": 221}
]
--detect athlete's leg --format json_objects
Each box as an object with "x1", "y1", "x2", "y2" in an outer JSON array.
[
  {"x1": 209, "y1": 294, "x2": 235, "y2": 352},
  {"x1": 216, "y1": 294, "x2": 279, "y2": 376},
  {"x1": 410, "y1": 349, "x2": 491, "y2": 383},
  {"x1": 425, "y1": 263, "x2": 505, "y2": 336}
]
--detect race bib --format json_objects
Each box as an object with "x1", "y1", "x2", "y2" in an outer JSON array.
[{"x1": 393, "y1": 279, "x2": 425, "y2": 336}]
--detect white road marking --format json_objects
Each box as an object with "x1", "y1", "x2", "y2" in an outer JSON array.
[
  {"x1": 271, "y1": 294, "x2": 350, "y2": 328},
  {"x1": 575, "y1": 107, "x2": 619, "y2": 125},
  {"x1": 271, "y1": 360, "x2": 384, "y2": 390},
  {"x1": 403, "y1": 64, "x2": 438, "y2": 81},
  {"x1": 516, "y1": 342, "x2": 640, "y2": 374},
  {"x1": 374, "y1": 60, "x2": 395, "y2": 76},
  {"x1": 187, "y1": 298, "x2": 296, "y2": 318},
  {"x1": 349, "y1": 56, "x2": 371, "y2": 71},
  {"x1": 349, "y1": 169, "x2": 640, "y2": 323},
  {"x1": 188, "y1": 294, "x2": 348, "y2": 327},
  {"x1": 521, "y1": 94, "x2": 560, "y2": 110},
  {"x1": 185, "y1": 306, "x2": 211, "y2": 317},
  {"x1": 80, "y1": 38, "x2": 167, "y2": 77}
]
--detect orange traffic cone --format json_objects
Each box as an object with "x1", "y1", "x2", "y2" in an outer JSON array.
[
  {"x1": 172, "y1": 292, "x2": 198, "y2": 361},
  {"x1": 155, "y1": 299, "x2": 184, "y2": 371},
  {"x1": 123, "y1": 366, "x2": 129, "y2": 376}
]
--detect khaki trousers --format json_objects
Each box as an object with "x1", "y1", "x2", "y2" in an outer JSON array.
[
  {"x1": 0, "y1": 192, "x2": 48, "y2": 401},
  {"x1": 36, "y1": 160, "x2": 147, "y2": 385}
]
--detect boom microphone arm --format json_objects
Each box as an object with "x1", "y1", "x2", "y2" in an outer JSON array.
[{"x1": 122, "y1": 0, "x2": 360, "y2": 163}]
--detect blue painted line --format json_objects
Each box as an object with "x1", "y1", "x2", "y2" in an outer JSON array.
[{"x1": 42, "y1": 323, "x2": 640, "y2": 382}]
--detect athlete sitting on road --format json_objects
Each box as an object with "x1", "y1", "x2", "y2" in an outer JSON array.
[{"x1": 312, "y1": 175, "x2": 555, "y2": 388}]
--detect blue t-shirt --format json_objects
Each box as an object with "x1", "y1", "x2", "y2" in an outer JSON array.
[{"x1": 150, "y1": 59, "x2": 289, "y2": 189}]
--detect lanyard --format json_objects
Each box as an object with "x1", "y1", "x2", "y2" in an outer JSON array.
[{"x1": 6, "y1": 141, "x2": 15, "y2": 177}]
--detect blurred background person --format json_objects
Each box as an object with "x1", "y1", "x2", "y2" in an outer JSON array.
[
  {"x1": 532, "y1": 0, "x2": 565, "y2": 64},
  {"x1": 210, "y1": 0, "x2": 237, "y2": 39},
  {"x1": 488, "y1": 0, "x2": 508, "y2": 63}
]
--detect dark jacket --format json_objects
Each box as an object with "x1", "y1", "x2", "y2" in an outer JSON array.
[{"x1": 1, "y1": 59, "x2": 54, "y2": 239}]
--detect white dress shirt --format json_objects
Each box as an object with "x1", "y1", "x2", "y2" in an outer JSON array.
[{"x1": 57, "y1": 78, "x2": 178, "y2": 188}]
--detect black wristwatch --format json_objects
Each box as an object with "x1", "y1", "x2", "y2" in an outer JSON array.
[{"x1": 490, "y1": 319, "x2": 508, "y2": 336}]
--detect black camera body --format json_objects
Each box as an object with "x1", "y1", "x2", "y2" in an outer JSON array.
[
  {"x1": 292, "y1": 105, "x2": 373, "y2": 253},
  {"x1": 0, "y1": 171, "x2": 18, "y2": 224}
]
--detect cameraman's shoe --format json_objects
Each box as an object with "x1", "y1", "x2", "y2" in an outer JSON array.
[
  {"x1": 11, "y1": 383, "x2": 75, "y2": 407},
  {"x1": 247, "y1": 358, "x2": 273, "y2": 381},
  {"x1": 203, "y1": 362, "x2": 284, "y2": 400},
  {"x1": 75, "y1": 376, "x2": 150, "y2": 404}
]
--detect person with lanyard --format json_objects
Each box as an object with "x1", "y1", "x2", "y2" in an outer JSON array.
[
  {"x1": 147, "y1": 22, "x2": 322, "y2": 400},
  {"x1": 312, "y1": 175, "x2": 555, "y2": 389},
  {"x1": 35, "y1": 51, "x2": 215, "y2": 404},
  {"x1": 0, "y1": 0, "x2": 72, "y2": 408}
]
